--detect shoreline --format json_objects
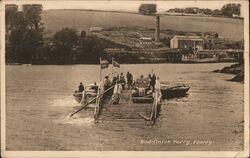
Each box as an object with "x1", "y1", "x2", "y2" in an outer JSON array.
[{"x1": 213, "y1": 63, "x2": 244, "y2": 83}]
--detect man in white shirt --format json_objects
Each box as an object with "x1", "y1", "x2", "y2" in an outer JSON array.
[
  {"x1": 112, "y1": 81, "x2": 122, "y2": 104},
  {"x1": 155, "y1": 77, "x2": 162, "y2": 104}
]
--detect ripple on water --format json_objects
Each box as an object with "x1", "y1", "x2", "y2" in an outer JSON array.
[
  {"x1": 51, "y1": 96, "x2": 81, "y2": 107},
  {"x1": 56, "y1": 113, "x2": 94, "y2": 126}
]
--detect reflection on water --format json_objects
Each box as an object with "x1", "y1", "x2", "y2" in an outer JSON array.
[{"x1": 6, "y1": 63, "x2": 244, "y2": 151}]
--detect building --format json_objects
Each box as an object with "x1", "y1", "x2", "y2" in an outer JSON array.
[
  {"x1": 139, "y1": 37, "x2": 153, "y2": 46},
  {"x1": 170, "y1": 35, "x2": 204, "y2": 50},
  {"x1": 90, "y1": 27, "x2": 103, "y2": 32}
]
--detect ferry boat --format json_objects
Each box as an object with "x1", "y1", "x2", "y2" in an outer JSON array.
[
  {"x1": 70, "y1": 58, "x2": 161, "y2": 125},
  {"x1": 72, "y1": 80, "x2": 161, "y2": 125}
]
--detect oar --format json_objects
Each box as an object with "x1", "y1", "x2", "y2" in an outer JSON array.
[{"x1": 69, "y1": 84, "x2": 115, "y2": 117}]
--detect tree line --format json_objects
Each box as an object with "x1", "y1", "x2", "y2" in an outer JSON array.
[
  {"x1": 5, "y1": 4, "x2": 123, "y2": 65},
  {"x1": 138, "y1": 4, "x2": 157, "y2": 15},
  {"x1": 167, "y1": 3, "x2": 241, "y2": 18}
]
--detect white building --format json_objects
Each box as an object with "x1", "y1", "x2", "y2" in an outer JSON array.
[
  {"x1": 170, "y1": 35, "x2": 204, "y2": 50},
  {"x1": 90, "y1": 27, "x2": 103, "y2": 32},
  {"x1": 139, "y1": 37, "x2": 153, "y2": 45}
]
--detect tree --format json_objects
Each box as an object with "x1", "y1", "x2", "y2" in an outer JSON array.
[
  {"x1": 22, "y1": 4, "x2": 44, "y2": 31},
  {"x1": 80, "y1": 30, "x2": 86, "y2": 38},
  {"x1": 221, "y1": 3, "x2": 241, "y2": 17},
  {"x1": 202, "y1": 8, "x2": 213, "y2": 15},
  {"x1": 78, "y1": 35, "x2": 105, "y2": 64},
  {"x1": 5, "y1": 4, "x2": 44, "y2": 64},
  {"x1": 138, "y1": 4, "x2": 157, "y2": 15},
  {"x1": 184, "y1": 7, "x2": 199, "y2": 14},
  {"x1": 53, "y1": 28, "x2": 78, "y2": 64},
  {"x1": 167, "y1": 8, "x2": 184, "y2": 13},
  {"x1": 212, "y1": 9, "x2": 222, "y2": 17},
  {"x1": 5, "y1": 4, "x2": 18, "y2": 32}
]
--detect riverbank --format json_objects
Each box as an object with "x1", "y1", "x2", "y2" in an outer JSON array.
[{"x1": 213, "y1": 63, "x2": 244, "y2": 83}]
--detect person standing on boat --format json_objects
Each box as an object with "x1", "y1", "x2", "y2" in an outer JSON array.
[
  {"x1": 151, "y1": 73, "x2": 156, "y2": 91},
  {"x1": 155, "y1": 77, "x2": 162, "y2": 104},
  {"x1": 112, "y1": 76, "x2": 117, "y2": 86},
  {"x1": 104, "y1": 76, "x2": 112, "y2": 96},
  {"x1": 78, "y1": 82, "x2": 84, "y2": 92},
  {"x1": 150, "y1": 70, "x2": 156, "y2": 91},
  {"x1": 126, "y1": 72, "x2": 130, "y2": 88},
  {"x1": 130, "y1": 72, "x2": 133, "y2": 85},
  {"x1": 126, "y1": 71, "x2": 133, "y2": 89},
  {"x1": 148, "y1": 74, "x2": 151, "y2": 85},
  {"x1": 112, "y1": 81, "x2": 122, "y2": 104},
  {"x1": 104, "y1": 76, "x2": 112, "y2": 89},
  {"x1": 119, "y1": 73, "x2": 126, "y2": 89}
]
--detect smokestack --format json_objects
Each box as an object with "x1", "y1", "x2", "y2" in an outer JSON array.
[{"x1": 155, "y1": 16, "x2": 160, "y2": 43}]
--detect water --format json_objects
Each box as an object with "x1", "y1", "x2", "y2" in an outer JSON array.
[{"x1": 5, "y1": 63, "x2": 244, "y2": 151}]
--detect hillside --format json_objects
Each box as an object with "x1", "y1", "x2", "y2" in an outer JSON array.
[{"x1": 42, "y1": 10, "x2": 244, "y2": 41}]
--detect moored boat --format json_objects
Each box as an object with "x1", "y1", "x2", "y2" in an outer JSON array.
[
  {"x1": 181, "y1": 57, "x2": 218, "y2": 63},
  {"x1": 160, "y1": 83, "x2": 190, "y2": 99}
]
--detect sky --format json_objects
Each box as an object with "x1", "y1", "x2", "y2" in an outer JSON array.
[{"x1": 5, "y1": 0, "x2": 246, "y2": 14}]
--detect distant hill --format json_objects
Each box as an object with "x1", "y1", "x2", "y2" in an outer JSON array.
[{"x1": 42, "y1": 10, "x2": 244, "y2": 41}]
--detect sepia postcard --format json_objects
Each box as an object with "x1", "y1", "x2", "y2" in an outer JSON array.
[{"x1": 0, "y1": 0, "x2": 249, "y2": 157}]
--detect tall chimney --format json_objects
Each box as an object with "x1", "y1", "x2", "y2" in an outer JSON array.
[{"x1": 155, "y1": 16, "x2": 160, "y2": 43}]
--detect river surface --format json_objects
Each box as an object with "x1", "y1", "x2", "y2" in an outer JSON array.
[{"x1": 5, "y1": 63, "x2": 244, "y2": 151}]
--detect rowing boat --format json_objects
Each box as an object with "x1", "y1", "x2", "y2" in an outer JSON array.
[{"x1": 160, "y1": 83, "x2": 190, "y2": 99}]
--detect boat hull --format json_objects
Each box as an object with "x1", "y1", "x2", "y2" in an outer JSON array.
[
  {"x1": 73, "y1": 91, "x2": 97, "y2": 104},
  {"x1": 182, "y1": 58, "x2": 218, "y2": 63},
  {"x1": 161, "y1": 86, "x2": 190, "y2": 99},
  {"x1": 73, "y1": 92, "x2": 83, "y2": 103}
]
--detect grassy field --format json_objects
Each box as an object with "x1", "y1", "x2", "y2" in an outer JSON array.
[{"x1": 42, "y1": 10, "x2": 244, "y2": 41}]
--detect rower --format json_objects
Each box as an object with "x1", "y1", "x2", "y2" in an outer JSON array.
[
  {"x1": 91, "y1": 82, "x2": 98, "y2": 93},
  {"x1": 78, "y1": 82, "x2": 84, "y2": 92}
]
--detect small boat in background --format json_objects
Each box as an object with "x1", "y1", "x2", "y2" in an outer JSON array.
[
  {"x1": 160, "y1": 83, "x2": 190, "y2": 99},
  {"x1": 181, "y1": 57, "x2": 218, "y2": 63},
  {"x1": 73, "y1": 83, "x2": 98, "y2": 104}
]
